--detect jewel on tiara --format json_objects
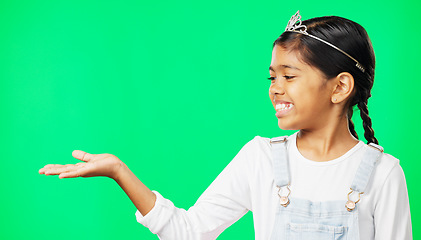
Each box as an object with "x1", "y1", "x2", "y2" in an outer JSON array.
[
  {"x1": 284, "y1": 11, "x2": 366, "y2": 73},
  {"x1": 285, "y1": 11, "x2": 307, "y2": 34}
]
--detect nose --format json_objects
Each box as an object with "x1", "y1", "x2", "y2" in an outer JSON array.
[{"x1": 269, "y1": 78, "x2": 285, "y2": 97}]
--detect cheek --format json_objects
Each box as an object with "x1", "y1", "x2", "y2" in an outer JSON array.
[
  {"x1": 268, "y1": 89, "x2": 275, "y2": 106},
  {"x1": 300, "y1": 90, "x2": 331, "y2": 113},
  {"x1": 292, "y1": 87, "x2": 322, "y2": 111}
]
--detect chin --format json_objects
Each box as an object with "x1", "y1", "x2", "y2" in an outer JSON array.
[{"x1": 277, "y1": 119, "x2": 300, "y2": 131}]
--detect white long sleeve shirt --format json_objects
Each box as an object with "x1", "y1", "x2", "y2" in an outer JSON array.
[{"x1": 135, "y1": 133, "x2": 412, "y2": 239}]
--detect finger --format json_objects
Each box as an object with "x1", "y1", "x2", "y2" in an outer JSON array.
[
  {"x1": 59, "y1": 170, "x2": 81, "y2": 178},
  {"x1": 40, "y1": 164, "x2": 63, "y2": 170},
  {"x1": 42, "y1": 164, "x2": 60, "y2": 169},
  {"x1": 40, "y1": 164, "x2": 77, "y2": 175},
  {"x1": 39, "y1": 164, "x2": 66, "y2": 174},
  {"x1": 39, "y1": 168, "x2": 47, "y2": 174},
  {"x1": 72, "y1": 150, "x2": 94, "y2": 162},
  {"x1": 39, "y1": 166, "x2": 50, "y2": 174},
  {"x1": 59, "y1": 165, "x2": 89, "y2": 179},
  {"x1": 44, "y1": 164, "x2": 77, "y2": 176}
]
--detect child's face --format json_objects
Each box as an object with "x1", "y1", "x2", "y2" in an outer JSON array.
[{"x1": 269, "y1": 45, "x2": 337, "y2": 131}]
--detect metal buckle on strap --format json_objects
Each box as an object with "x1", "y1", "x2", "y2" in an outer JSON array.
[
  {"x1": 277, "y1": 185, "x2": 291, "y2": 207},
  {"x1": 368, "y1": 143, "x2": 384, "y2": 153},
  {"x1": 345, "y1": 188, "x2": 363, "y2": 212},
  {"x1": 270, "y1": 136, "x2": 287, "y2": 144}
]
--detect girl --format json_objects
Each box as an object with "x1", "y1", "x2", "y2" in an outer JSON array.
[{"x1": 39, "y1": 11, "x2": 412, "y2": 239}]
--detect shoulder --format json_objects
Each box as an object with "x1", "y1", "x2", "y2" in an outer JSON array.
[
  {"x1": 248, "y1": 135, "x2": 271, "y2": 151},
  {"x1": 242, "y1": 133, "x2": 296, "y2": 162},
  {"x1": 246, "y1": 134, "x2": 290, "y2": 151},
  {"x1": 248, "y1": 135, "x2": 270, "y2": 146},
  {"x1": 237, "y1": 136, "x2": 271, "y2": 161},
  {"x1": 249, "y1": 133, "x2": 297, "y2": 148},
  {"x1": 364, "y1": 145, "x2": 406, "y2": 196},
  {"x1": 371, "y1": 146, "x2": 401, "y2": 182}
]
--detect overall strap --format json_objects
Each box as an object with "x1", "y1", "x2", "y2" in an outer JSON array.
[
  {"x1": 350, "y1": 143, "x2": 384, "y2": 193},
  {"x1": 270, "y1": 136, "x2": 290, "y2": 187},
  {"x1": 346, "y1": 143, "x2": 384, "y2": 211}
]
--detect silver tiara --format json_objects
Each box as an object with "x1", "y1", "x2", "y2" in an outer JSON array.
[{"x1": 285, "y1": 11, "x2": 366, "y2": 73}]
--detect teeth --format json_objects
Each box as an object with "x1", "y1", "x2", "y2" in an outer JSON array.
[{"x1": 276, "y1": 103, "x2": 293, "y2": 111}]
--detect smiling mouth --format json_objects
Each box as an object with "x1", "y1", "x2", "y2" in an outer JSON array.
[{"x1": 275, "y1": 103, "x2": 294, "y2": 111}]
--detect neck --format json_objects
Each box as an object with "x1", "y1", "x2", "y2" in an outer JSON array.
[{"x1": 296, "y1": 115, "x2": 359, "y2": 162}]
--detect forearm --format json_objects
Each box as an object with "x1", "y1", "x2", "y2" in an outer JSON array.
[{"x1": 114, "y1": 162, "x2": 156, "y2": 216}]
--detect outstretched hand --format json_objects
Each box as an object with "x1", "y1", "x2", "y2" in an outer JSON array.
[{"x1": 39, "y1": 150, "x2": 123, "y2": 180}]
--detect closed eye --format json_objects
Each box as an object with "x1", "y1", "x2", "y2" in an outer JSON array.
[{"x1": 267, "y1": 77, "x2": 276, "y2": 81}]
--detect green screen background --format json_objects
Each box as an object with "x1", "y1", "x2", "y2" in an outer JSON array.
[{"x1": 1, "y1": 0, "x2": 419, "y2": 239}]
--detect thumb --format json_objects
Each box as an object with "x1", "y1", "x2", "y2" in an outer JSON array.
[{"x1": 72, "y1": 150, "x2": 94, "y2": 162}]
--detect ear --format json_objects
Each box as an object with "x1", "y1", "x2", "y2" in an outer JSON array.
[{"x1": 331, "y1": 72, "x2": 354, "y2": 104}]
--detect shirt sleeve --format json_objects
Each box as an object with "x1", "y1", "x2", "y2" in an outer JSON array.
[
  {"x1": 374, "y1": 162, "x2": 412, "y2": 240},
  {"x1": 135, "y1": 137, "x2": 259, "y2": 240}
]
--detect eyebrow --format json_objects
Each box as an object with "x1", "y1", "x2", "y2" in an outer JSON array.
[{"x1": 269, "y1": 65, "x2": 301, "y2": 71}]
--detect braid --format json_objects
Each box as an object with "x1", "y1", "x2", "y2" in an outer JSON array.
[
  {"x1": 357, "y1": 101, "x2": 378, "y2": 145},
  {"x1": 347, "y1": 107, "x2": 359, "y2": 140}
]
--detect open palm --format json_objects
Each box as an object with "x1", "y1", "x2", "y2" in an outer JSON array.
[{"x1": 39, "y1": 150, "x2": 122, "y2": 179}]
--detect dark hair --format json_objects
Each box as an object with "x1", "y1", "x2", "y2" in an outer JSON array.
[{"x1": 273, "y1": 16, "x2": 378, "y2": 145}]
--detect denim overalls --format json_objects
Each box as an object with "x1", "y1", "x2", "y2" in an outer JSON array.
[{"x1": 269, "y1": 136, "x2": 383, "y2": 240}]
